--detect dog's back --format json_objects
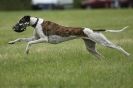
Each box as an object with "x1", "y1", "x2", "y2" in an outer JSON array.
[{"x1": 42, "y1": 21, "x2": 86, "y2": 37}]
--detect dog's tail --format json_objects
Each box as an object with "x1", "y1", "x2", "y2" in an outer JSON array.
[{"x1": 93, "y1": 26, "x2": 128, "y2": 33}]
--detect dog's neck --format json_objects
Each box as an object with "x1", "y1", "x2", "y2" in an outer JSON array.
[
  {"x1": 30, "y1": 17, "x2": 38, "y2": 28},
  {"x1": 30, "y1": 17, "x2": 44, "y2": 28}
]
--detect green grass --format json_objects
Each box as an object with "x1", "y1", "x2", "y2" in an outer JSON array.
[{"x1": 0, "y1": 9, "x2": 133, "y2": 88}]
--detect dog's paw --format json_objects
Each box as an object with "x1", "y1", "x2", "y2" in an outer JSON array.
[
  {"x1": 25, "y1": 49, "x2": 30, "y2": 54},
  {"x1": 8, "y1": 41, "x2": 15, "y2": 44}
]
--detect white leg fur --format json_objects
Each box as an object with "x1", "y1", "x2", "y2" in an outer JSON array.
[
  {"x1": 83, "y1": 28, "x2": 130, "y2": 56},
  {"x1": 25, "y1": 38, "x2": 48, "y2": 54},
  {"x1": 8, "y1": 37, "x2": 36, "y2": 44},
  {"x1": 103, "y1": 43, "x2": 130, "y2": 56}
]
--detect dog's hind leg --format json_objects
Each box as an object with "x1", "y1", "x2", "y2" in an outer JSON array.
[
  {"x1": 93, "y1": 33, "x2": 130, "y2": 56},
  {"x1": 83, "y1": 28, "x2": 130, "y2": 57},
  {"x1": 103, "y1": 42, "x2": 130, "y2": 56},
  {"x1": 83, "y1": 38, "x2": 102, "y2": 59}
]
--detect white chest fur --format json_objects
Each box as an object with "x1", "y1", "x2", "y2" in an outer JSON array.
[{"x1": 30, "y1": 17, "x2": 46, "y2": 38}]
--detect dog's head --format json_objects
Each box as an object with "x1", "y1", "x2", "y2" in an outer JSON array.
[{"x1": 13, "y1": 16, "x2": 30, "y2": 33}]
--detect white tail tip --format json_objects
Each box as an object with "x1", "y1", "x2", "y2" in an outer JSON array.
[{"x1": 106, "y1": 26, "x2": 128, "y2": 33}]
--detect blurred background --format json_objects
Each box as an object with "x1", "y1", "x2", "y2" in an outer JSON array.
[{"x1": 0, "y1": 0, "x2": 132, "y2": 11}]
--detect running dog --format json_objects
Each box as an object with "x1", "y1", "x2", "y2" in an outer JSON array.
[{"x1": 8, "y1": 16, "x2": 130, "y2": 58}]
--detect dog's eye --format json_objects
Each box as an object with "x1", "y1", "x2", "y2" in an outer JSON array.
[
  {"x1": 19, "y1": 20, "x2": 23, "y2": 23},
  {"x1": 19, "y1": 19, "x2": 25, "y2": 23}
]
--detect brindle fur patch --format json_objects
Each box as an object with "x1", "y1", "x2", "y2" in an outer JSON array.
[{"x1": 41, "y1": 21, "x2": 86, "y2": 37}]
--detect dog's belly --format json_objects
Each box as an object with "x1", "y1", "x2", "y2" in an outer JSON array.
[{"x1": 48, "y1": 35, "x2": 77, "y2": 44}]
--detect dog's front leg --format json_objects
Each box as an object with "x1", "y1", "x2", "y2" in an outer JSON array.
[
  {"x1": 9, "y1": 30, "x2": 38, "y2": 44},
  {"x1": 8, "y1": 37, "x2": 36, "y2": 44},
  {"x1": 25, "y1": 38, "x2": 48, "y2": 54}
]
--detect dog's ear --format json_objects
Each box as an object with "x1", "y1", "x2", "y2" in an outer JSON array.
[{"x1": 23, "y1": 15, "x2": 30, "y2": 22}]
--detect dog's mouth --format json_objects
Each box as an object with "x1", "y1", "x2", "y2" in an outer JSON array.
[{"x1": 13, "y1": 23, "x2": 27, "y2": 33}]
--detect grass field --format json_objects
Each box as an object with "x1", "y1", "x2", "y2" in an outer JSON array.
[{"x1": 0, "y1": 9, "x2": 133, "y2": 88}]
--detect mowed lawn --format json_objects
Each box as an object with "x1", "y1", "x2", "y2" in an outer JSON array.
[{"x1": 0, "y1": 9, "x2": 133, "y2": 88}]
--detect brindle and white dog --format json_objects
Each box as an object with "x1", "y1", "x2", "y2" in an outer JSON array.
[{"x1": 8, "y1": 16, "x2": 130, "y2": 58}]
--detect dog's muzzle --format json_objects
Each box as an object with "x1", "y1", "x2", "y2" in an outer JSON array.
[{"x1": 13, "y1": 23, "x2": 27, "y2": 33}]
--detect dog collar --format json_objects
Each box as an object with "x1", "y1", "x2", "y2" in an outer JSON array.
[{"x1": 32, "y1": 18, "x2": 39, "y2": 28}]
